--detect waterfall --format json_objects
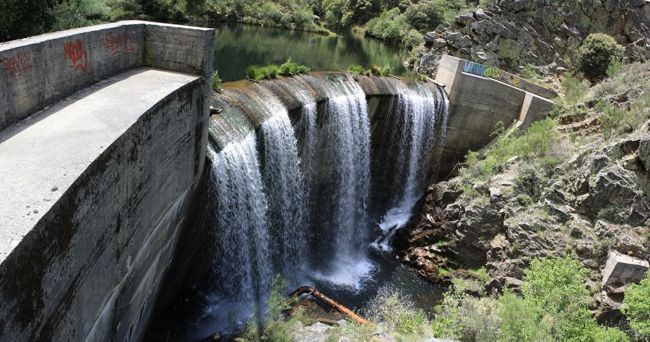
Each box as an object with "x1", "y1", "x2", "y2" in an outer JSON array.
[
  {"x1": 258, "y1": 97, "x2": 307, "y2": 280},
  {"x1": 207, "y1": 136, "x2": 270, "y2": 310},
  {"x1": 300, "y1": 75, "x2": 373, "y2": 287},
  {"x1": 203, "y1": 75, "x2": 450, "y2": 331},
  {"x1": 372, "y1": 82, "x2": 447, "y2": 251}
]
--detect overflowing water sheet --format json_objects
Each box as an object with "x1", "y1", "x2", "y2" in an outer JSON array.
[
  {"x1": 372, "y1": 81, "x2": 450, "y2": 251},
  {"x1": 208, "y1": 138, "x2": 271, "y2": 304},
  {"x1": 197, "y1": 75, "x2": 449, "y2": 337}
]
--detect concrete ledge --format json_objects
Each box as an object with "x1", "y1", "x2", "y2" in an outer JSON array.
[{"x1": 0, "y1": 68, "x2": 203, "y2": 341}]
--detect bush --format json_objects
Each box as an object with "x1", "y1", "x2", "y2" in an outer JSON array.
[
  {"x1": 431, "y1": 257, "x2": 630, "y2": 342},
  {"x1": 561, "y1": 73, "x2": 590, "y2": 105},
  {"x1": 576, "y1": 33, "x2": 623, "y2": 82},
  {"x1": 366, "y1": 288, "x2": 430, "y2": 337},
  {"x1": 247, "y1": 59, "x2": 310, "y2": 81},
  {"x1": 278, "y1": 58, "x2": 310, "y2": 76},
  {"x1": 459, "y1": 118, "x2": 557, "y2": 182},
  {"x1": 212, "y1": 71, "x2": 223, "y2": 92},
  {"x1": 402, "y1": 29, "x2": 424, "y2": 48},
  {"x1": 346, "y1": 64, "x2": 390, "y2": 76},
  {"x1": 622, "y1": 272, "x2": 650, "y2": 337},
  {"x1": 366, "y1": 8, "x2": 411, "y2": 44}
]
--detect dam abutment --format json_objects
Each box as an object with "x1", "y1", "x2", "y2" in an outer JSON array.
[{"x1": 0, "y1": 22, "x2": 214, "y2": 341}]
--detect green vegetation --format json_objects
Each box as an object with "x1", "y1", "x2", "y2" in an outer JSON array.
[
  {"x1": 239, "y1": 276, "x2": 313, "y2": 341},
  {"x1": 1, "y1": 0, "x2": 478, "y2": 47},
  {"x1": 432, "y1": 257, "x2": 629, "y2": 342},
  {"x1": 277, "y1": 58, "x2": 311, "y2": 76},
  {"x1": 560, "y1": 73, "x2": 591, "y2": 105},
  {"x1": 212, "y1": 71, "x2": 223, "y2": 92},
  {"x1": 347, "y1": 64, "x2": 391, "y2": 76},
  {"x1": 247, "y1": 59, "x2": 310, "y2": 80},
  {"x1": 622, "y1": 272, "x2": 650, "y2": 338},
  {"x1": 364, "y1": 0, "x2": 469, "y2": 47},
  {"x1": 575, "y1": 33, "x2": 623, "y2": 83},
  {"x1": 459, "y1": 118, "x2": 559, "y2": 182}
]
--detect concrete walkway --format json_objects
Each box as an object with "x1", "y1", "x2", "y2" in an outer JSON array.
[{"x1": 0, "y1": 68, "x2": 199, "y2": 262}]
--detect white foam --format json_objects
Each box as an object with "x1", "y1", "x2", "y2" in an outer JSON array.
[{"x1": 308, "y1": 257, "x2": 375, "y2": 291}]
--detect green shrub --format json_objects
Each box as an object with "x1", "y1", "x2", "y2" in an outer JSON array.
[
  {"x1": 366, "y1": 8, "x2": 411, "y2": 44},
  {"x1": 403, "y1": 0, "x2": 444, "y2": 31},
  {"x1": 247, "y1": 59, "x2": 310, "y2": 81},
  {"x1": 278, "y1": 58, "x2": 310, "y2": 76},
  {"x1": 432, "y1": 258, "x2": 630, "y2": 342},
  {"x1": 431, "y1": 279, "x2": 501, "y2": 341},
  {"x1": 347, "y1": 64, "x2": 367, "y2": 75},
  {"x1": 459, "y1": 118, "x2": 557, "y2": 183},
  {"x1": 561, "y1": 73, "x2": 590, "y2": 105},
  {"x1": 212, "y1": 71, "x2": 223, "y2": 92},
  {"x1": 402, "y1": 29, "x2": 424, "y2": 48},
  {"x1": 346, "y1": 64, "x2": 390, "y2": 76},
  {"x1": 366, "y1": 288, "x2": 430, "y2": 337},
  {"x1": 576, "y1": 33, "x2": 623, "y2": 82},
  {"x1": 622, "y1": 272, "x2": 650, "y2": 337}
]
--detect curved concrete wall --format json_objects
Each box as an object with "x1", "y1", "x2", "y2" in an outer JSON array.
[
  {"x1": 0, "y1": 21, "x2": 214, "y2": 131},
  {"x1": 0, "y1": 22, "x2": 214, "y2": 341}
]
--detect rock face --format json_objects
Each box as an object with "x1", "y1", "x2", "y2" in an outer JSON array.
[
  {"x1": 396, "y1": 72, "x2": 650, "y2": 319},
  {"x1": 417, "y1": 0, "x2": 650, "y2": 75}
]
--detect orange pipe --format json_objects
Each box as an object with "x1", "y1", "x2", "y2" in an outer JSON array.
[{"x1": 290, "y1": 286, "x2": 372, "y2": 326}]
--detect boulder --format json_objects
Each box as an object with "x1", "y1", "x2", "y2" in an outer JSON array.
[{"x1": 601, "y1": 250, "x2": 649, "y2": 287}]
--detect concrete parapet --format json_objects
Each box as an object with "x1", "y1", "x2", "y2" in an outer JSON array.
[{"x1": 0, "y1": 21, "x2": 214, "y2": 131}]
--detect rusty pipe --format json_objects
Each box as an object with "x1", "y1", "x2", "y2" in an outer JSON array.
[{"x1": 290, "y1": 286, "x2": 372, "y2": 326}]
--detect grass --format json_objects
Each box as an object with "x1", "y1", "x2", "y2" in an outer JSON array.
[
  {"x1": 212, "y1": 71, "x2": 223, "y2": 92},
  {"x1": 247, "y1": 59, "x2": 310, "y2": 81},
  {"x1": 432, "y1": 258, "x2": 630, "y2": 342},
  {"x1": 459, "y1": 118, "x2": 559, "y2": 184},
  {"x1": 347, "y1": 64, "x2": 391, "y2": 77}
]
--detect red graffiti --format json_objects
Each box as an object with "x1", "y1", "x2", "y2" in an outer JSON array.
[
  {"x1": 1, "y1": 52, "x2": 32, "y2": 78},
  {"x1": 101, "y1": 31, "x2": 134, "y2": 56},
  {"x1": 64, "y1": 39, "x2": 88, "y2": 73}
]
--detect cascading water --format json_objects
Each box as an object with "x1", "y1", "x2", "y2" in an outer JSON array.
[
  {"x1": 372, "y1": 81, "x2": 450, "y2": 251},
  {"x1": 302, "y1": 75, "x2": 373, "y2": 286},
  {"x1": 189, "y1": 74, "x2": 450, "y2": 338},
  {"x1": 257, "y1": 97, "x2": 307, "y2": 281},
  {"x1": 205, "y1": 136, "x2": 271, "y2": 329}
]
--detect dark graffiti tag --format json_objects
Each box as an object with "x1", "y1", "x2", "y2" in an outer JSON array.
[
  {"x1": 64, "y1": 39, "x2": 89, "y2": 73},
  {"x1": 1, "y1": 52, "x2": 33, "y2": 78},
  {"x1": 102, "y1": 31, "x2": 134, "y2": 56}
]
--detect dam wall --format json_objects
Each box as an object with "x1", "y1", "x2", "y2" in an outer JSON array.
[
  {"x1": 0, "y1": 22, "x2": 214, "y2": 341},
  {"x1": 435, "y1": 54, "x2": 556, "y2": 177}
]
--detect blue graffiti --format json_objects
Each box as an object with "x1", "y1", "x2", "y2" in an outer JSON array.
[{"x1": 463, "y1": 61, "x2": 487, "y2": 76}]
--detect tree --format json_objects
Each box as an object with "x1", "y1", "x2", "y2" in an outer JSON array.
[
  {"x1": 622, "y1": 272, "x2": 650, "y2": 337},
  {"x1": 0, "y1": 0, "x2": 57, "y2": 42},
  {"x1": 575, "y1": 33, "x2": 623, "y2": 82}
]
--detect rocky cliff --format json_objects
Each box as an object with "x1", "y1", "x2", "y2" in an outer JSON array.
[
  {"x1": 397, "y1": 61, "x2": 650, "y2": 324},
  {"x1": 417, "y1": 0, "x2": 650, "y2": 75}
]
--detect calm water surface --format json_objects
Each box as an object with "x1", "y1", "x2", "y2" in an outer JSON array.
[{"x1": 214, "y1": 23, "x2": 408, "y2": 81}]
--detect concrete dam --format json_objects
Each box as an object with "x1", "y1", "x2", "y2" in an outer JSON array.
[{"x1": 0, "y1": 22, "x2": 555, "y2": 341}]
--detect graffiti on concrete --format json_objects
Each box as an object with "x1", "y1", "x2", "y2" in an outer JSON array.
[
  {"x1": 64, "y1": 39, "x2": 89, "y2": 73},
  {"x1": 1, "y1": 52, "x2": 32, "y2": 78},
  {"x1": 463, "y1": 61, "x2": 525, "y2": 88},
  {"x1": 463, "y1": 61, "x2": 503, "y2": 79},
  {"x1": 102, "y1": 31, "x2": 134, "y2": 56}
]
